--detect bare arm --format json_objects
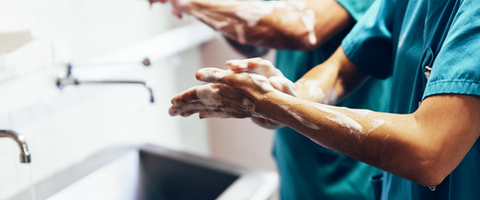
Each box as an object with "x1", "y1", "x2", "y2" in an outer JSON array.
[
  {"x1": 152, "y1": 0, "x2": 353, "y2": 51},
  {"x1": 254, "y1": 87, "x2": 480, "y2": 187},
  {"x1": 170, "y1": 47, "x2": 480, "y2": 187}
]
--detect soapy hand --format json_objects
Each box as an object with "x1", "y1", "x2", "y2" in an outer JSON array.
[
  {"x1": 226, "y1": 58, "x2": 297, "y2": 97},
  {"x1": 170, "y1": 67, "x2": 268, "y2": 119},
  {"x1": 225, "y1": 58, "x2": 296, "y2": 129},
  {"x1": 169, "y1": 83, "x2": 257, "y2": 119},
  {"x1": 295, "y1": 78, "x2": 337, "y2": 104},
  {"x1": 169, "y1": 58, "x2": 297, "y2": 129}
]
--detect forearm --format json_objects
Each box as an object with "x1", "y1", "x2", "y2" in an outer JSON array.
[
  {"x1": 171, "y1": 53, "x2": 480, "y2": 186},
  {"x1": 255, "y1": 92, "x2": 480, "y2": 187},
  {"x1": 295, "y1": 47, "x2": 369, "y2": 104},
  {"x1": 181, "y1": 0, "x2": 352, "y2": 50}
]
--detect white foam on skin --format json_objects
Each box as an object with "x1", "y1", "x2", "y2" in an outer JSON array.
[
  {"x1": 349, "y1": 109, "x2": 372, "y2": 116},
  {"x1": 242, "y1": 73, "x2": 275, "y2": 92},
  {"x1": 197, "y1": 68, "x2": 229, "y2": 83},
  {"x1": 188, "y1": 0, "x2": 315, "y2": 46},
  {"x1": 348, "y1": 108, "x2": 384, "y2": 133},
  {"x1": 269, "y1": 76, "x2": 297, "y2": 97},
  {"x1": 311, "y1": 106, "x2": 384, "y2": 135},
  {"x1": 226, "y1": 59, "x2": 297, "y2": 96},
  {"x1": 196, "y1": 85, "x2": 223, "y2": 106},
  {"x1": 171, "y1": 82, "x2": 259, "y2": 118},
  {"x1": 314, "y1": 105, "x2": 363, "y2": 134},
  {"x1": 300, "y1": 9, "x2": 316, "y2": 45},
  {"x1": 368, "y1": 118, "x2": 384, "y2": 133},
  {"x1": 279, "y1": 105, "x2": 322, "y2": 130},
  {"x1": 296, "y1": 79, "x2": 326, "y2": 103}
]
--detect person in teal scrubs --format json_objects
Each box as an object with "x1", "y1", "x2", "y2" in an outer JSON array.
[
  {"x1": 341, "y1": 0, "x2": 480, "y2": 199},
  {"x1": 154, "y1": 0, "x2": 390, "y2": 199},
  {"x1": 273, "y1": 1, "x2": 391, "y2": 199},
  {"x1": 169, "y1": 0, "x2": 480, "y2": 199}
]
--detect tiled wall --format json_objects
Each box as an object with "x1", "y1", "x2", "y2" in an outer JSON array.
[{"x1": 0, "y1": 0, "x2": 210, "y2": 199}]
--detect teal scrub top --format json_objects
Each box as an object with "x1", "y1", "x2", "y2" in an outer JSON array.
[
  {"x1": 342, "y1": 0, "x2": 480, "y2": 199},
  {"x1": 273, "y1": 0, "x2": 391, "y2": 199}
]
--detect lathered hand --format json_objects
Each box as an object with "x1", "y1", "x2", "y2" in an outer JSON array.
[
  {"x1": 226, "y1": 58, "x2": 295, "y2": 129},
  {"x1": 169, "y1": 82, "x2": 257, "y2": 119},
  {"x1": 170, "y1": 67, "x2": 279, "y2": 119},
  {"x1": 226, "y1": 58, "x2": 296, "y2": 96},
  {"x1": 170, "y1": 61, "x2": 295, "y2": 130}
]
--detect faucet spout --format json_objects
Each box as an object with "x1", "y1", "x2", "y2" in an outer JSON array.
[
  {"x1": 0, "y1": 130, "x2": 31, "y2": 163},
  {"x1": 56, "y1": 64, "x2": 155, "y2": 103},
  {"x1": 78, "y1": 80, "x2": 155, "y2": 103}
]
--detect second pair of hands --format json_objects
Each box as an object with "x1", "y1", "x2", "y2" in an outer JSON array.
[{"x1": 169, "y1": 58, "x2": 297, "y2": 130}]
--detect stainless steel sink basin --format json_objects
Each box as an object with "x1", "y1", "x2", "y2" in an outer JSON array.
[{"x1": 9, "y1": 144, "x2": 278, "y2": 200}]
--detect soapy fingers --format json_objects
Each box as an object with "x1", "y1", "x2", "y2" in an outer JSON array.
[
  {"x1": 226, "y1": 58, "x2": 297, "y2": 97},
  {"x1": 170, "y1": 83, "x2": 257, "y2": 118},
  {"x1": 171, "y1": 83, "x2": 247, "y2": 107},
  {"x1": 226, "y1": 58, "x2": 281, "y2": 77}
]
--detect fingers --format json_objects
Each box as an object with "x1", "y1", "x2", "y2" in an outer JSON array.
[
  {"x1": 225, "y1": 59, "x2": 252, "y2": 72},
  {"x1": 224, "y1": 58, "x2": 297, "y2": 96},
  {"x1": 199, "y1": 111, "x2": 251, "y2": 119},
  {"x1": 169, "y1": 102, "x2": 208, "y2": 117},
  {"x1": 170, "y1": 101, "x2": 253, "y2": 118},
  {"x1": 196, "y1": 68, "x2": 232, "y2": 83},
  {"x1": 226, "y1": 58, "x2": 279, "y2": 77},
  {"x1": 269, "y1": 76, "x2": 297, "y2": 97},
  {"x1": 170, "y1": 82, "x2": 256, "y2": 119},
  {"x1": 171, "y1": 86, "x2": 200, "y2": 107}
]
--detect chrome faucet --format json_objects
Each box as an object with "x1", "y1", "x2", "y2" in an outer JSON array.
[
  {"x1": 57, "y1": 62, "x2": 155, "y2": 103},
  {"x1": 0, "y1": 130, "x2": 31, "y2": 163}
]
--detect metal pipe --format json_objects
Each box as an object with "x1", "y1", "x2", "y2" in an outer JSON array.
[
  {"x1": 56, "y1": 64, "x2": 155, "y2": 103},
  {"x1": 77, "y1": 80, "x2": 155, "y2": 103},
  {"x1": 0, "y1": 130, "x2": 31, "y2": 163}
]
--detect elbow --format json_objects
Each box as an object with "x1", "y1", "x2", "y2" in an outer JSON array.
[
  {"x1": 412, "y1": 168, "x2": 448, "y2": 187},
  {"x1": 405, "y1": 148, "x2": 451, "y2": 187}
]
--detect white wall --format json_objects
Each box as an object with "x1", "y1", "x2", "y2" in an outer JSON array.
[{"x1": 0, "y1": 1, "x2": 211, "y2": 199}]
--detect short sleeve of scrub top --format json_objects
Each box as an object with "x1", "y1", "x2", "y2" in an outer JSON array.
[
  {"x1": 340, "y1": 0, "x2": 480, "y2": 199},
  {"x1": 336, "y1": 0, "x2": 374, "y2": 20},
  {"x1": 423, "y1": 0, "x2": 480, "y2": 99},
  {"x1": 341, "y1": 0, "x2": 395, "y2": 79}
]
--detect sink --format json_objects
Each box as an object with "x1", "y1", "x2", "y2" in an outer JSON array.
[{"x1": 9, "y1": 144, "x2": 278, "y2": 200}]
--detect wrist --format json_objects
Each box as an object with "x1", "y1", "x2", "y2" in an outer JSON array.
[{"x1": 253, "y1": 90, "x2": 285, "y2": 117}]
